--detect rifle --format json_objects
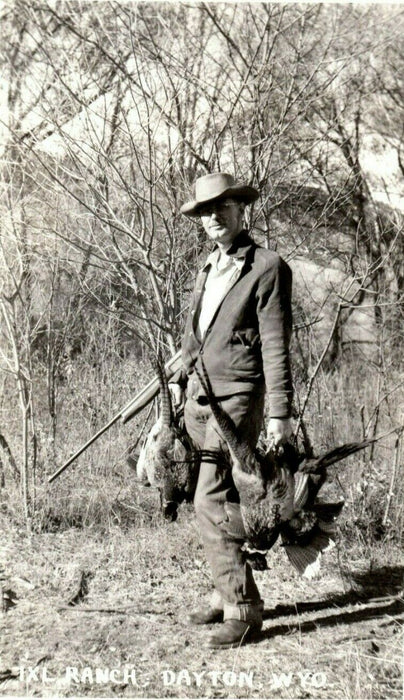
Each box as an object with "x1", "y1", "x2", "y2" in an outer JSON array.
[{"x1": 48, "y1": 350, "x2": 182, "y2": 483}]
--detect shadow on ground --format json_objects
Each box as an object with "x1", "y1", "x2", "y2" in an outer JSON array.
[{"x1": 259, "y1": 565, "x2": 404, "y2": 641}]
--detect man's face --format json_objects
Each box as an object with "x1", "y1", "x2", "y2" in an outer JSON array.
[{"x1": 199, "y1": 198, "x2": 244, "y2": 246}]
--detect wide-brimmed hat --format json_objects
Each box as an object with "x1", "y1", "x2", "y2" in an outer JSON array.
[{"x1": 180, "y1": 172, "x2": 259, "y2": 216}]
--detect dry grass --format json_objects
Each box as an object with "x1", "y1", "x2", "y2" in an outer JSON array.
[
  {"x1": 1, "y1": 345, "x2": 403, "y2": 699},
  {"x1": 1, "y1": 502, "x2": 403, "y2": 700}
]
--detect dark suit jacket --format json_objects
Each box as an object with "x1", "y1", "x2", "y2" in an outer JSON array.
[{"x1": 179, "y1": 231, "x2": 293, "y2": 418}]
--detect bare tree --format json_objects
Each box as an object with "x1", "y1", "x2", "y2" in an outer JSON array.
[{"x1": 0, "y1": 1, "x2": 402, "y2": 526}]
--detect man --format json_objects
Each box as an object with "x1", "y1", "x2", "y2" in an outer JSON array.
[{"x1": 170, "y1": 172, "x2": 293, "y2": 648}]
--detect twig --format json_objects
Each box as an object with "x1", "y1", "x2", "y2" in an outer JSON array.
[
  {"x1": 365, "y1": 381, "x2": 404, "y2": 434},
  {"x1": 360, "y1": 405, "x2": 366, "y2": 441},
  {"x1": 0, "y1": 432, "x2": 20, "y2": 479},
  {"x1": 295, "y1": 415, "x2": 313, "y2": 456},
  {"x1": 383, "y1": 428, "x2": 403, "y2": 527},
  {"x1": 114, "y1": 500, "x2": 153, "y2": 519},
  {"x1": 127, "y1": 401, "x2": 155, "y2": 456},
  {"x1": 57, "y1": 606, "x2": 174, "y2": 616},
  {"x1": 294, "y1": 300, "x2": 344, "y2": 437},
  {"x1": 57, "y1": 606, "x2": 130, "y2": 614}
]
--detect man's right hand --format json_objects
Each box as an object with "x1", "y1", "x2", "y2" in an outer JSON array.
[{"x1": 168, "y1": 383, "x2": 184, "y2": 409}]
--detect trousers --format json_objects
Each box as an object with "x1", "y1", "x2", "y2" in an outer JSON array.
[{"x1": 184, "y1": 386, "x2": 265, "y2": 622}]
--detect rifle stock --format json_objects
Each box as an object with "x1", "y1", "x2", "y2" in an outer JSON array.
[{"x1": 48, "y1": 350, "x2": 183, "y2": 483}]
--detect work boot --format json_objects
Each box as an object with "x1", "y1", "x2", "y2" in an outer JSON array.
[
  {"x1": 186, "y1": 607, "x2": 223, "y2": 625},
  {"x1": 206, "y1": 619, "x2": 262, "y2": 649}
]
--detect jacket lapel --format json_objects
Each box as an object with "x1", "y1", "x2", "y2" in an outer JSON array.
[
  {"x1": 191, "y1": 267, "x2": 210, "y2": 333},
  {"x1": 201, "y1": 233, "x2": 255, "y2": 336},
  {"x1": 202, "y1": 254, "x2": 250, "y2": 336},
  {"x1": 189, "y1": 232, "x2": 255, "y2": 342}
]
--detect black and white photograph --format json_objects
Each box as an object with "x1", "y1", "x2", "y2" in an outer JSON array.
[{"x1": 0, "y1": 1, "x2": 403, "y2": 698}]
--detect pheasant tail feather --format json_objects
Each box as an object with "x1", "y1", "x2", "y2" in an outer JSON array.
[
  {"x1": 195, "y1": 360, "x2": 255, "y2": 471},
  {"x1": 282, "y1": 530, "x2": 336, "y2": 579},
  {"x1": 153, "y1": 355, "x2": 173, "y2": 427},
  {"x1": 312, "y1": 438, "x2": 376, "y2": 471}
]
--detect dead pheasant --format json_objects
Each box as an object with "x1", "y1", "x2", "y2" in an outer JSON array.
[
  {"x1": 195, "y1": 360, "x2": 375, "y2": 577},
  {"x1": 137, "y1": 355, "x2": 198, "y2": 521}
]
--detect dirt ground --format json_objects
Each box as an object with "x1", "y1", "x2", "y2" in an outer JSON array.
[{"x1": 1, "y1": 505, "x2": 403, "y2": 700}]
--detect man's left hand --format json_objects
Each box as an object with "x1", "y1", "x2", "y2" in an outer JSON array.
[{"x1": 267, "y1": 417, "x2": 293, "y2": 448}]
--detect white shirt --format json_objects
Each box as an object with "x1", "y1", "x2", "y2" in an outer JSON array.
[{"x1": 197, "y1": 249, "x2": 244, "y2": 338}]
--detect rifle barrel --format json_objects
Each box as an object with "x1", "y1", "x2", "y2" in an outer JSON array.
[
  {"x1": 48, "y1": 413, "x2": 122, "y2": 483},
  {"x1": 48, "y1": 349, "x2": 183, "y2": 483}
]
